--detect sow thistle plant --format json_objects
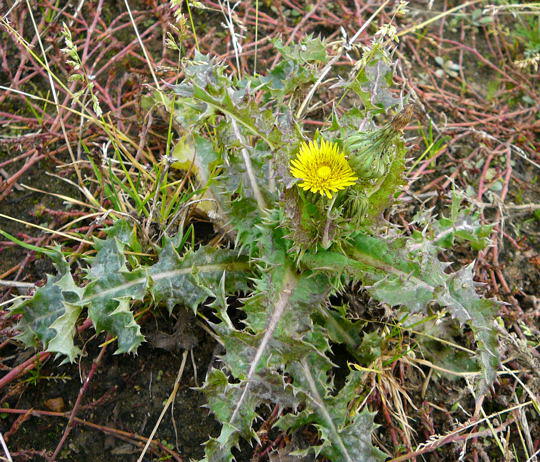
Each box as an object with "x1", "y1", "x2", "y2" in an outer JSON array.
[{"x1": 8, "y1": 35, "x2": 500, "y2": 461}]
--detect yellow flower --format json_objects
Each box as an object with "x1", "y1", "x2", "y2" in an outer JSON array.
[{"x1": 289, "y1": 139, "x2": 358, "y2": 198}]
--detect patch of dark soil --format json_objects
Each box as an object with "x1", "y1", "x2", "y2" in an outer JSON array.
[
  {"x1": 1, "y1": 314, "x2": 247, "y2": 461},
  {"x1": 0, "y1": 153, "x2": 80, "y2": 279}
]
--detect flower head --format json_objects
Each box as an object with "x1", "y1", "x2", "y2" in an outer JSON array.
[{"x1": 289, "y1": 139, "x2": 358, "y2": 198}]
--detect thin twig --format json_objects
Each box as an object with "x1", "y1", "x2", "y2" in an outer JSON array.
[
  {"x1": 0, "y1": 280, "x2": 35, "y2": 289},
  {"x1": 136, "y1": 350, "x2": 188, "y2": 462},
  {"x1": 0, "y1": 432, "x2": 13, "y2": 462},
  {"x1": 52, "y1": 341, "x2": 109, "y2": 459},
  {"x1": 296, "y1": 0, "x2": 390, "y2": 119}
]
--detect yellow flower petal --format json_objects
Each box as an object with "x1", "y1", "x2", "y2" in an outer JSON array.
[{"x1": 289, "y1": 139, "x2": 357, "y2": 198}]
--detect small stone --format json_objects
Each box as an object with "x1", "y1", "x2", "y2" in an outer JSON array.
[{"x1": 44, "y1": 397, "x2": 65, "y2": 412}]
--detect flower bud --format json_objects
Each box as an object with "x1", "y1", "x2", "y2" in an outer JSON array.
[
  {"x1": 344, "y1": 187, "x2": 369, "y2": 224},
  {"x1": 344, "y1": 126, "x2": 395, "y2": 179},
  {"x1": 344, "y1": 106, "x2": 414, "y2": 180}
]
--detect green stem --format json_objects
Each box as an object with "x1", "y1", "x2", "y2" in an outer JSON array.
[
  {"x1": 185, "y1": 0, "x2": 199, "y2": 51},
  {"x1": 229, "y1": 116, "x2": 267, "y2": 211},
  {"x1": 321, "y1": 195, "x2": 338, "y2": 249}
]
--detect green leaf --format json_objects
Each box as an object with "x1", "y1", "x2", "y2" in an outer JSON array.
[
  {"x1": 82, "y1": 237, "x2": 146, "y2": 354},
  {"x1": 227, "y1": 263, "x2": 301, "y2": 424},
  {"x1": 274, "y1": 36, "x2": 328, "y2": 63},
  {"x1": 171, "y1": 134, "x2": 220, "y2": 186},
  {"x1": 286, "y1": 358, "x2": 387, "y2": 462},
  {"x1": 191, "y1": 84, "x2": 276, "y2": 149},
  {"x1": 413, "y1": 318, "x2": 480, "y2": 378},
  {"x1": 357, "y1": 331, "x2": 383, "y2": 365},
  {"x1": 432, "y1": 215, "x2": 493, "y2": 251},
  {"x1": 410, "y1": 195, "x2": 494, "y2": 252},
  {"x1": 200, "y1": 354, "x2": 300, "y2": 461},
  {"x1": 200, "y1": 369, "x2": 259, "y2": 461},
  {"x1": 201, "y1": 229, "x2": 332, "y2": 458},
  {"x1": 302, "y1": 233, "x2": 500, "y2": 388},
  {"x1": 261, "y1": 60, "x2": 315, "y2": 97},
  {"x1": 346, "y1": 48, "x2": 400, "y2": 112},
  {"x1": 103, "y1": 219, "x2": 138, "y2": 247},
  {"x1": 12, "y1": 249, "x2": 83, "y2": 362},
  {"x1": 318, "y1": 410, "x2": 387, "y2": 462},
  {"x1": 312, "y1": 304, "x2": 362, "y2": 353},
  {"x1": 148, "y1": 239, "x2": 250, "y2": 314},
  {"x1": 257, "y1": 37, "x2": 327, "y2": 100},
  {"x1": 242, "y1": 267, "x2": 329, "y2": 337},
  {"x1": 216, "y1": 326, "x2": 314, "y2": 392}
]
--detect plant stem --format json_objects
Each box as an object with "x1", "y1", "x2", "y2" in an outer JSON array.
[
  {"x1": 322, "y1": 195, "x2": 337, "y2": 249},
  {"x1": 230, "y1": 266, "x2": 297, "y2": 423},
  {"x1": 229, "y1": 116, "x2": 267, "y2": 211}
]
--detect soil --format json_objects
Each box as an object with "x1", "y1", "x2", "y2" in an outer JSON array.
[
  {"x1": 0, "y1": 157, "x2": 76, "y2": 278},
  {"x1": 3, "y1": 321, "x2": 222, "y2": 461}
]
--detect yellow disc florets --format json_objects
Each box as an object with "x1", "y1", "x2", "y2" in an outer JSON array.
[{"x1": 289, "y1": 139, "x2": 358, "y2": 198}]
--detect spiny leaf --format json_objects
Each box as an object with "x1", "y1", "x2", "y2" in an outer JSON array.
[
  {"x1": 260, "y1": 37, "x2": 327, "y2": 99},
  {"x1": 202, "y1": 296, "x2": 327, "y2": 461},
  {"x1": 191, "y1": 84, "x2": 276, "y2": 149},
  {"x1": 171, "y1": 134, "x2": 220, "y2": 185},
  {"x1": 273, "y1": 36, "x2": 328, "y2": 63},
  {"x1": 357, "y1": 331, "x2": 383, "y2": 365},
  {"x1": 241, "y1": 266, "x2": 330, "y2": 337},
  {"x1": 411, "y1": 194, "x2": 493, "y2": 251},
  {"x1": 228, "y1": 234, "x2": 331, "y2": 419},
  {"x1": 148, "y1": 239, "x2": 250, "y2": 314},
  {"x1": 85, "y1": 234, "x2": 129, "y2": 280},
  {"x1": 229, "y1": 264, "x2": 299, "y2": 423},
  {"x1": 201, "y1": 364, "x2": 300, "y2": 462},
  {"x1": 429, "y1": 214, "x2": 493, "y2": 251},
  {"x1": 103, "y1": 219, "x2": 138, "y2": 247},
  {"x1": 318, "y1": 410, "x2": 387, "y2": 462},
  {"x1": 12, "y1": 249, "x2": 83, "y2": 362},
  {"x1": 413, "y1": 318, "x2": 479, "y2": 377},
  {"x1": 46, "y1": 301, "x2": 83, "y2": 362},
  {"x1": 286, "y1": 356, "x2": 386, "y2": 462},
  {"x1": 226, "y1": 195, "x2": 262, "y2": 251},
  {"x1": 302, "y1": 233, "x2": 500, "y2": 388},
  {"x1": 312, "y1": 304, "x2": 363, "y2": 354},
  {"x1": 202, "y1": 235, "x2": 331, "y2": 457},
  {"x1": 200, "y1": 369, "x2": 259, "y2": 462},
  {"x1": 83, "y1": 237, "x2": 146, "y2": 354},
  {"x1": 344, "y1": 45, "x2": 400, "y2": 112},
  {"x1": 215, "y1": 327, "x2": 311, "y2": 379},
  {"x1": 88, "y1": 297, "x2": 144, "y2": 354}
]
